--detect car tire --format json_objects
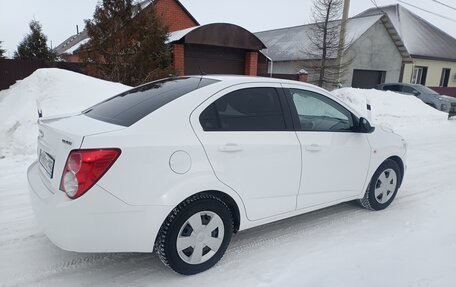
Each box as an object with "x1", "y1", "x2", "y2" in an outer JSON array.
[
  {"x1": 155, "y1": 193, "x2": 233, "y2": 275},
  {"x1": 358, "y1": 159, "x2": 402, "y2": 211}
]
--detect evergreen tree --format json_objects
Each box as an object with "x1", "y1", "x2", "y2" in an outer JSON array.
[
  {"x1": 14, "y1": 20, "x2": 56, "y2": 62},
  {"x1": 0, "y1": 41, "x2": 6, "y2": 59},
  {"x1": 81, "y1": 0, "x2": 172, "y2": 86}
]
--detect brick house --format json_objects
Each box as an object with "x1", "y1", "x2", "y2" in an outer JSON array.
[
  {"x1": 55, "y1": 0, "x2": 199, "y2": 62},
  {"x1": 55, "y1": 0, "x2": 266, "y2": 78}
]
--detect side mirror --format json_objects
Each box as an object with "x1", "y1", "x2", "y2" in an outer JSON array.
[
  {"x1": 359, "y1": 117, "x2": 375, "y2": 133},
  {"x1": 412, "y1": 90, "x2": 420, "y2": 97}
]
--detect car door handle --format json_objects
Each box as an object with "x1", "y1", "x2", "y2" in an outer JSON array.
[
  {"x1": 219, "y1": 143, "x2": 243, "y2": 152},
  {"x1": 305, "y1": 144, "x2": 322, "y2": 152}
]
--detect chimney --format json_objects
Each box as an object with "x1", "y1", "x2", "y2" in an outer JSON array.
[{"x1": 76, "y1": 25, "x2": 79, "y2": 34}]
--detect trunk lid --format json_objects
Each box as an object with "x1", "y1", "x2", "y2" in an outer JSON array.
[{"x1": 37, "y1": 113, "x2": 125, "y2": 194}]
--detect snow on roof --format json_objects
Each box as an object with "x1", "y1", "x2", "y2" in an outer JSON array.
[
  {"x1": 166, "y1": 26, "x2": 199, "y2": 43},
  {"x1": 54, "y1": 30, "x2": 89, "y2": 55},
  {"x1": 357, "y1": 4, "x2": 456, "y2": 61},
  {"x1": 255, "y1": 15, "x2": 384, "y2": 62},
  {"x1": 139, "y1": 0, "x2": 153, "y2": 10},
  {"x1": 65, "y1": 37, "x2": 90, "y2": 54}
]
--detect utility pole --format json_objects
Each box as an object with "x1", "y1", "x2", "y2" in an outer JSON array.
[{"x1": 336, "y1": 0, "x2": 350, "y2": 87}]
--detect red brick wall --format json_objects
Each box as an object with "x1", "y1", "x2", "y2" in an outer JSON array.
[
  {"x1": 298, "y1": 73, "x2": 308, "y2": 82},
  {"x1": 154, "y1": 0, "x2": 198, "y2": 32},
  {"x1": 245, "y1": 51, "x2": 258, "y2": 76},
  {"x1": 173, "y1": 44, "x2": 185, "y2": 76}
]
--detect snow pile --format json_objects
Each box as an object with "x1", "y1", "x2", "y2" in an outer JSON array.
[
  {"x1": 333, "y1": 88, "x2": 448, "y2": 128},
  {"x1": 0, "y1": 71, "x2": 449, "y2": 157},
  {"x1": 0, "y1": 68, "x2": 130, "y2": 156}
]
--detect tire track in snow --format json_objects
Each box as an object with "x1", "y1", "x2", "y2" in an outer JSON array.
[
  {"x1": 3, "y1": 173, "x2": 451, "y2": 286},
  {"x1": 3, "y1": 124, "x2": 456, "y2": 286}
]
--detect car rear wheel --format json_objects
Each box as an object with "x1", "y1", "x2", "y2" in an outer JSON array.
[
  {"x1": 359, "y1": 159, "x2": 402, "y2": 211},
  {"x1": 155, "y1": 193, "x2": 233, "y2": 275}
]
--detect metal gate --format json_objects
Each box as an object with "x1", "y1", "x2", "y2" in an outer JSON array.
[
  {"x1": 184, "y1": 44, "x2": 245, "y2": 75},
  {"x1": 352, "y1": 69, "x2": 386, "y2": 89}
]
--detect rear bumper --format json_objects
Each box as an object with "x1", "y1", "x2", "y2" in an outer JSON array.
[{"x1": 27, "y1": 161, "x2": 170, "y2": 253}]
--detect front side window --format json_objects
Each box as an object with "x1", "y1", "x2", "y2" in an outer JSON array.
[
  {"x1": 401, "y1": 86, "x2": 418, "y2": 95},
  {"x1": 200, "y1": 87, "x2": 286, "y2": 131},
  {"x1": 290, "y1": 89, "x2": 353, "y2": 131}
]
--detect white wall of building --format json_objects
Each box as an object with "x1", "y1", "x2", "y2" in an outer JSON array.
[
  {"x1": 341, "y1": 20, "x2": 403, "y2": 87},
  {"x1": 269, "y1": 20, "x2": 404, "y2": 89},
  {"x1": 402, "y1": 58, "x2": 456, "y2": 87}
]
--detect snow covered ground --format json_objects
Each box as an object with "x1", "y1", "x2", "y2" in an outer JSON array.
[{"x1": 1, "y1": 70, "x2": 455, "y2": 286}]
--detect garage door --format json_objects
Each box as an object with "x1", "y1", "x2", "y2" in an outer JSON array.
[
  {"x1": 352, "y1": 69, "x2": 386, "y2": 89},
  {"x1": 184, "y1": 44, "x2": 245, "y2": 75}
]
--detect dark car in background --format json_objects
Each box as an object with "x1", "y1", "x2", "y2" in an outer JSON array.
[{"x1": 376, "y1": 83, "x2": 456, "y2": 118}]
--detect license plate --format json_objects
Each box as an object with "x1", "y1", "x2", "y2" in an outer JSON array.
[{"x1": 39, "y1": 149, "x2": 55, "y2": 178}]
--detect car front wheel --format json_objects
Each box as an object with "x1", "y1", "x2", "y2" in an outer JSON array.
[
  {"x1": 359, "y1": 159, "x2": 402, "y2": 211},
  {"x1": 155, "y1": 193, "x2": 233, "y2": 275}
]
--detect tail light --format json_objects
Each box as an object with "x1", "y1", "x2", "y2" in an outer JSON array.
[{"x1": 60, "y1": 149, "x2": 121, "y2": 199}]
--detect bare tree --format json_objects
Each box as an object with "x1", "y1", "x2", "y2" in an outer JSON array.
[{"x1": 305, "y1": 0, "x2": 352, "y2": 88}]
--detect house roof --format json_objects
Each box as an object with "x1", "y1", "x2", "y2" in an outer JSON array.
[
  {"x1": 54, "y1": 0, "x2": 198, "y2": 56},
  {"x1": 255, "y1": 14, "x2": 409, "y2": 62},
  {"x1": 167, "y1": 23, "x2": 266, "y2": 50},
  {"x1": 357, "y1": 4, "x2": 456, "y2": 61},
  {"x1": 54, "y1": 29, "x2": 89, "y2": 56}
]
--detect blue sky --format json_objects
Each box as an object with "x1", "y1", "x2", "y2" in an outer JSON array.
[{"x1": 0, "y1": 0, "x2": 455, "y2": 57}]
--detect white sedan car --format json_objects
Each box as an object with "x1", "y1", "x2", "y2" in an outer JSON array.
[{"x1": 28, "y1": 76, "x2": 406, "y2": 275}]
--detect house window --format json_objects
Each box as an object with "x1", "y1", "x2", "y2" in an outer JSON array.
[
  {"x1": 411, "y1": 66, "x2": 428, "y2": 85},
  {"x1": 440, "y1": 68, "x2": 451, "y2": 87}
]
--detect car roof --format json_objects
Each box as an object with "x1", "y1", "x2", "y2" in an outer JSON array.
[
  {"x1": 190, "y1": 75, "x2": 363, "y2": 118},
  {"x1": 196, "y1": 74, "x2": 296, "y2": 84},
  {"x1": 191, "y1": 74, "x2": 326, "y2": 91},
  {"x1": 380, "y1": 82, "x2": 410, "y2": 86}
]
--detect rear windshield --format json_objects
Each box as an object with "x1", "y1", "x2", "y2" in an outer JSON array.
[{"x1": 83, "y1": 77, "x2": 219, "y2": 126}]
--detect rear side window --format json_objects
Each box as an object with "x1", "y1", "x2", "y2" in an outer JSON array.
[
  {"x1": 199, "y1": 87, "x2": 286, "y2": 131},
  {"x1": 83, "y1": 77, "x2": 218, "y2": 126}
]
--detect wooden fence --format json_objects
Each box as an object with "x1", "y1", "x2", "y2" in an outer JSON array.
[{"x1": 0, "y1": 59, "x2": 86, "y2": 91}]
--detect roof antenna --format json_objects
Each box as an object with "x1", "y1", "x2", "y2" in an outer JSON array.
[
  {"x1": 196, "y1": 62, "x2": 206, "y2": 76},
  {"x1": 197, "y1": 63, "x2": 206, "y2": 88}
]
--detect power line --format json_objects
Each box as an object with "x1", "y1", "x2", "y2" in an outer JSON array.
[
  {"x1": 398, "y1": 0, "x2": 456, "y2": 23},
  {"x1": 369, "y1": 0, "x2": 380, "y2": 9},
  {"x1": 369, "y1": 0, "x2": 386, "y2": 14},
  {"x1": 429, "y1": 0, "x2": 456, "y2": 12}
]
